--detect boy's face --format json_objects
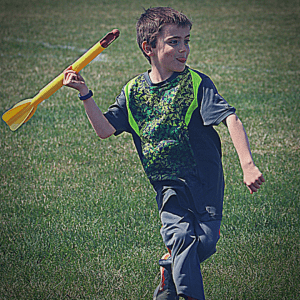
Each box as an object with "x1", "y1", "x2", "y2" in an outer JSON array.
[{"x1": 146, "y1": 24, "x2": 190, "y2": 82}]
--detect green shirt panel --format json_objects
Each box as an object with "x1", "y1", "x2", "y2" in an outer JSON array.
[{"x1": 125, "y1": 68, "x2": 202, "y2": 181}]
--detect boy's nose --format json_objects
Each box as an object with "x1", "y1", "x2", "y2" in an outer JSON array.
[{"x1": 179, "y1": 43, "x2": 188, "y2": 53}]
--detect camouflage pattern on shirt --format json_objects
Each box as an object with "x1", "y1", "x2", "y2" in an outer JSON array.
[{"x1": 126, "y1": 68, "x2": 198, "y2": 181}]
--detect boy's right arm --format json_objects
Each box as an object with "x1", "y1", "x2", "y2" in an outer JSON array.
[
  {"x1": 63, "y1": 67, "x2": 116, "y2": 139},
  {"x1": 82, "y1": 97, "x2": 116, "y2": 139}
]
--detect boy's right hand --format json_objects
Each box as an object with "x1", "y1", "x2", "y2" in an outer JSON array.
[{"x1": 63, "y1": 66, "x2": 89, "y2": 96}]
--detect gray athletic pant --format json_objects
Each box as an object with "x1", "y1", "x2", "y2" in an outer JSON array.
[{"x1": 160, "y1": 195, "x2": 221, "y2": 300}]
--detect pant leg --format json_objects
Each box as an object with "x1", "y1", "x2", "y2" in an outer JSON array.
[
  {"x1": 160, "y1": 196, "x2": 221, "y2": 300},
  {"x1": 196, "y1": 219, "x2": 221, "y2": 263}
]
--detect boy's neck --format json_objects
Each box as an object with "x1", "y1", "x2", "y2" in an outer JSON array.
[{"x1": 148, "y1": 68, "x2": 174, "y2": 84}]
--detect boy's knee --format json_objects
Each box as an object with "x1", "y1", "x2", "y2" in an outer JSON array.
[
  {"x1": 162, "y1": 223, "x2": 196, "y2": 253},
  {"x1": 197, "y1": 221, "x2": 221, "y2": 261},
  {"x1": 199, "y1": 235, "x2": 218, "y2": 254},
  {"x1": 174, "y1": 227, "x2": 194, "y2": 246}
]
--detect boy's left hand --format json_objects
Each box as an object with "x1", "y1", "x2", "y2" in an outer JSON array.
[{"x1": 242, "y1": 163, "x2": 265, "y2": 194}]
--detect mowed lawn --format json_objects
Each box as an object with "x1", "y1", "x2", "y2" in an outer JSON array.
[{"x1": 0, "y1": 0, "x2": 299, "y2": 299}]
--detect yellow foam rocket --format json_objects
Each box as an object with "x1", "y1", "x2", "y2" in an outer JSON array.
[{"x1": 2, "y1": 29, "x2": 120, "y2": 131}]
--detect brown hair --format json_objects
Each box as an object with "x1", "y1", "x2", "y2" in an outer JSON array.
[{"x1": 136, "y1": 7, "x2": 192, "y2": 63}]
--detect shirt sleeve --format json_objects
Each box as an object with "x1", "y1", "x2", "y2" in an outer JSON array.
[
  {"x1": 103, "y1": 86, "x2": 131, "y2": 136},
  {"x1": 199, "y1": 75, "x2": 236, "y2": 126}
]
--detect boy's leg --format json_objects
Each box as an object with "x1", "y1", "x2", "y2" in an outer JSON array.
[
  {"x1": 153, "y1": 253, "x2": 179, "y2": 300},
  {"x1": 196, "y1": 219, "x2": 221, "y2": 263},
  {"x1": 160, "y1": 196, "x2": 221, "y2": 300}
]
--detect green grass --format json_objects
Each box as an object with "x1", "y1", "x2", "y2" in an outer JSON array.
[{"x1": 0, "y1": 0, "x2": 299, "y2": 299}]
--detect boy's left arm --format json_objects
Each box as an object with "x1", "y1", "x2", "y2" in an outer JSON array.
[{"x1": 224, "y1": 113, "x2": 265, "y2": 194}]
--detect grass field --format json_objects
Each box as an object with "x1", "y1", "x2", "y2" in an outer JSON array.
[{"x1": 0, "y1": 0, "x2": 299, "y2": 299}]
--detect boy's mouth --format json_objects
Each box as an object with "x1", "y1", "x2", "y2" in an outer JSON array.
[{"x1": 177, "y1": 57, "x2": 187, "y2": 63}]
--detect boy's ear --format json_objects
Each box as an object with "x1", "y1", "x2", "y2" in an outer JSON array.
[{"x1": 142, "y1": 41, "x2": 154, "y2": 57}]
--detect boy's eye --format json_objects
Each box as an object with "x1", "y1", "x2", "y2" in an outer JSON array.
[
  {"x1": 167, "y1": 38, "x2": 190, "y2": 47},
  {"x1": 168, "y1": 39, "x2": 190, "y2": 46},
  {"x1": 169, "y1": 40, "x2": 179, "y2": 45}
]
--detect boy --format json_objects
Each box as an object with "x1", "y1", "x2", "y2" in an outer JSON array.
[{"x1": 63, "y1": 7, "x2": 265, "y2": 300}]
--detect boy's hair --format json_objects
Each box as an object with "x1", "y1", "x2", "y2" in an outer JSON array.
[{"x1": 136, "y1": 7, "x2": 192, "y2": 63}]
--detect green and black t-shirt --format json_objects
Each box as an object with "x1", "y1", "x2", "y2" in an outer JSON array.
[{"x1": 104, "y1": 67, "x2": 236, "y2": 217}]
